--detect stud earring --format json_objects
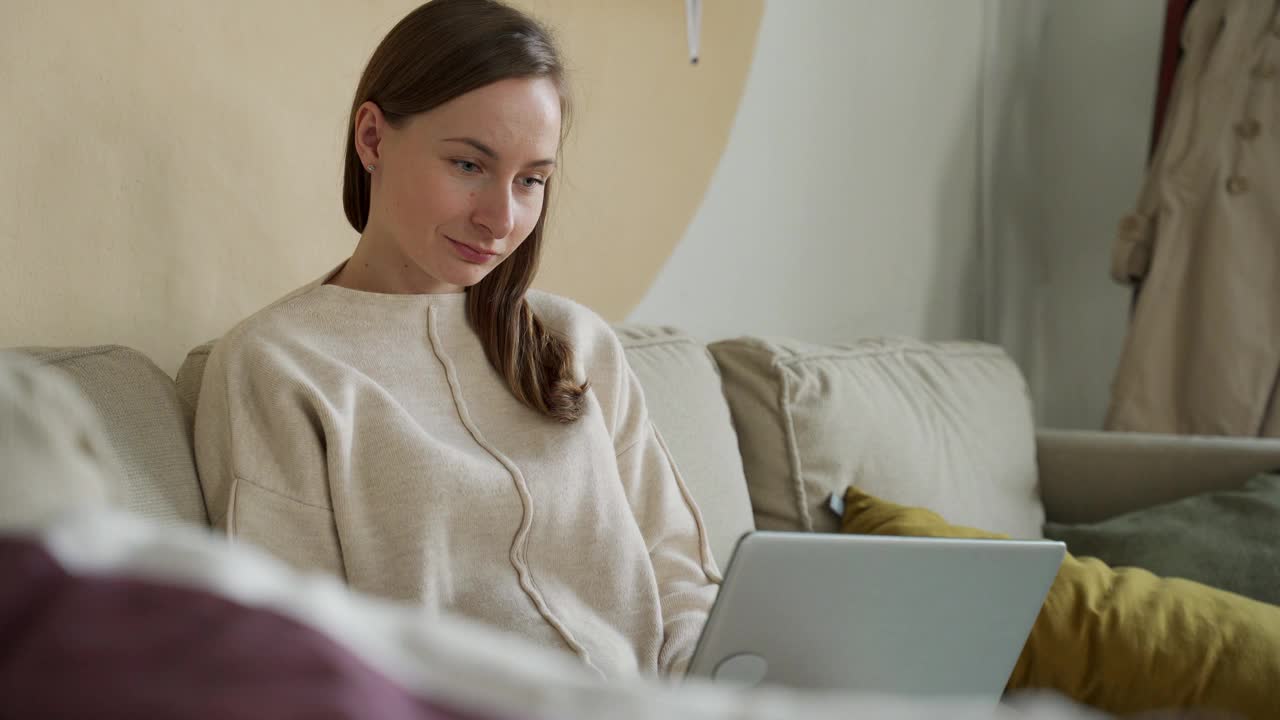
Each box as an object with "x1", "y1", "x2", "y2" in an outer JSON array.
[{"x1": 366, "y1": 164, "x2": 375, "y2": 172}]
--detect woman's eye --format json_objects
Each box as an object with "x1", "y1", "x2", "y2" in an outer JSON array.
[
  {"x1": 519, "y1": 176, "x2": 546, "y2": 189},
  {"x1": 453, "y1": 160, "x2": 480, "y2": 173}
]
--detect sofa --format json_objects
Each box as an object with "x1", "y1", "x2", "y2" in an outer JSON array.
[
  {"x1": 9, "y1": 327, "x2": 1280, "y2": 719},
  {"x1": 15, "y1": 328, "x2": 1280, "y2": 566}
]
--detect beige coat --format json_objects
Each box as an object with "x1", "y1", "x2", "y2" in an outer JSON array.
[{"x1": 1107, "y1": 0, "x2": 1280, "y2": 436}]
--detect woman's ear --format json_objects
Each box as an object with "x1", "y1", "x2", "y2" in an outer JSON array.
[{"x1": 354, "y1": 101, "x2": 386, "y2": 169}]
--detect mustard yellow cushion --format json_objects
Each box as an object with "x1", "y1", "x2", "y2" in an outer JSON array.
[{"x1": 841, "y1": 486, "x2": 1280, "y2": 720}]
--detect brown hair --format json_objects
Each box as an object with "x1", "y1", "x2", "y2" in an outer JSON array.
[{"x1": 342, "y1": 0, "x2": 587, "y2": 423}]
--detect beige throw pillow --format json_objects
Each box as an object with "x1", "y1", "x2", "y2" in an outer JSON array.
[
  {"x1": 0, "y1": 351, "x2": 115, "y2": 528},
  {"x1": 18, "y1": 345, "x2": 208, "y2": 527},
  {"x1": 709, "y1": 337, "x2": 1044, "y2": 538}
]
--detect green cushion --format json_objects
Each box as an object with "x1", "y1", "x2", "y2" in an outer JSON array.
[{"x1": 1043, "y1": 474, "x2": 1280, "y2": 605}]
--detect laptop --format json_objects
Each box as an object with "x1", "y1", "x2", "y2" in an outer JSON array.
[{"x1": 686, "y1": 531, "x2": 1064, "y2": 702}]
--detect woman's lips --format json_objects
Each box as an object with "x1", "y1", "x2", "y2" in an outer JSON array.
[{"x1": 447, "y1": 237, "x2": 498, "y2": 264}]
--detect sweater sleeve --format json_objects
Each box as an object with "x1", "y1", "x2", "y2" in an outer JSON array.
[
  {"x1": 193, "y1": 339, "x2": 346, "y2": 580},
  {"x1": 612, "y1": 365, "x2": 722, "y2": 678}
]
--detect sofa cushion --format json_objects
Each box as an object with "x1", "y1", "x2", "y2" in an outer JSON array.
[
  {"x1": 0, "y1": 352, "x2": 114, "y2": 528},
  {"x1": 175, "y1": 342, "x2": 213, "y2": 432},
  {"x1": 613, "y1": 326, "x2": 755, "y2": 567},
  {"x1": 179, "y1": 328, "x2": 756, "y2": 569},
  {"x1": 1, "y1": 535, "x2": 507, "y2": 720},
  {"x1": 709, "y1": 337, "x2": 1043, "y2": 538},
  {"x1": 18, "y1": 509, "x2": 1104, "y2": 720},
  {"x1": 16, "y1": 346, "x2": 208, "y2": 527},
  {"x1": 1043, "y1": 473, "x2": 1280, "y2": 605},
  {"x1": 841, "y1": 486, "x2": 1280, "y2": 720}
]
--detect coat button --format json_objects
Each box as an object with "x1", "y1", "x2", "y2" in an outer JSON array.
[
  {"x1": 1226, "y1": 176, "x2": 1250, "y2": 195},
  {"x1": 1119, "y1": 213, "x2": 1148, "y2": 238},
  {"x1": 1252, "y1": 64, "x2": 1276, "y2": 79},
  {"x1": 1236, "y1": 119, "x2": 1262, "y2": 139}
]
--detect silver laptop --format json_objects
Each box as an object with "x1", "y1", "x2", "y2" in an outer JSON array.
[{"x1": 686, "y1": 531, "x2": 1064, "y2": 701}]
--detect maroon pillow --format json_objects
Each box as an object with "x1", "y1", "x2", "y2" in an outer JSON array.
[{"x1": 0, "y1": 536, "x2": 519, "y2": 720}]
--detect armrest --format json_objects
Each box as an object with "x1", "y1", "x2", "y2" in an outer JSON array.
[{"x1": 1035, "y1": 429, "x2": 1280, "y2": 524}]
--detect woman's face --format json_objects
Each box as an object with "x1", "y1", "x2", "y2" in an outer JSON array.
[{"x1": 355, "y1": 77, "x2": 561, "y2": 294}]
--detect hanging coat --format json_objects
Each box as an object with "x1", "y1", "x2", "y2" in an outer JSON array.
[{"x1": 1107, "y1": 0, "x2": 1280, "y2": 437}]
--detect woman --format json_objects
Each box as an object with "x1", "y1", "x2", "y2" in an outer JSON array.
[{"x1": 194, "y1": 0, "x2": 720, "y2": 680}]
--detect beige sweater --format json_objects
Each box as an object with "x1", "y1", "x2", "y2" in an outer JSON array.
[{"x1": 193, "y1": 269, "x2": 721, "y2": 679}]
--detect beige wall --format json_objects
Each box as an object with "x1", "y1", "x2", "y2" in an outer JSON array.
[
  {"x1": 6, "y1": 0, "x2": 1158, "y2": 411},
  {"x1": 1, "y1": 0, "x2": 760, "y2": 373}
]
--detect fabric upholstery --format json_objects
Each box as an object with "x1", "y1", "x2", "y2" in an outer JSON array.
[
  {"x1": 14, "y1": 508, "x2": 1103, "y2": 720},
  {"x1": 613, "y1": 326, "x2": 755, "y2": 567},
  {"x1": 0, "y1": 536, "x2": 505, "y2": 720},
  {"x1": 1044, "y1": 473, "x2": 1280, "y2": 605},
  {"x1": 710, "y1": 337, "x2": 1043, "y2": 537},
  {"x1": 1035, "y1": 428, "x2": 1280, "y2": 523},
  {"x1": 15, "y1": 346, "x2": 207, "y2": 527},
  {"x1": 841, "y1": 486, "x2": 1280, "y2": 720},
  {"x1": 0, "y1": 352, "x2": 114, "y2": 528},
  {"x1": 174, "y1": 342, "x2": 212, "y2": 433}
]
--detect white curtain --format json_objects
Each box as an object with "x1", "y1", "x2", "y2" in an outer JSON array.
[
  {"x1": 976, "y1": 0, "x2": 1164, "y2": 429},
  {"x1": 977, "y1": 0, "x2": 1052, "y2": 424}
]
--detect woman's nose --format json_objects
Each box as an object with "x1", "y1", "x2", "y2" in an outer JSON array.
[{"x1": 472, "y1": 185, "x2": 515, "y2": 240}]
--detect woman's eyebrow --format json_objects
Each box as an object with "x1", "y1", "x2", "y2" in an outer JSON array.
[{"x1": 442, "y1": 137, "x2": 555, "y2": 168}]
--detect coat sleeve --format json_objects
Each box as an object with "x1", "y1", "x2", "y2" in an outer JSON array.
[
  {"x1": 193, "y1": 338, "x2": 346, "y2": 580},
  {"x1": 1111, "y1": 0, "x2": 1228, "y2": 287}
]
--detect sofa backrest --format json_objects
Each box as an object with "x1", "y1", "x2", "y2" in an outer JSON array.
[
  {"x1": 176, "y1": 325, "x2": 757, "y2": 568},
  {"x1": 14, "y1": 346, "x2": 209, "y2": 527},
  {"x1": 611, "y1": 326, "x2": 756, "y2": 564},
  {"x1": 709, "y1": 336, "x2": 1045, "y2": 539},
  {"x1": 0, "y1": 351, "x2": 115, "y2": 528},
  {"x1": 12, "y1": 332, "x2": 1047, "y2": 558}
]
